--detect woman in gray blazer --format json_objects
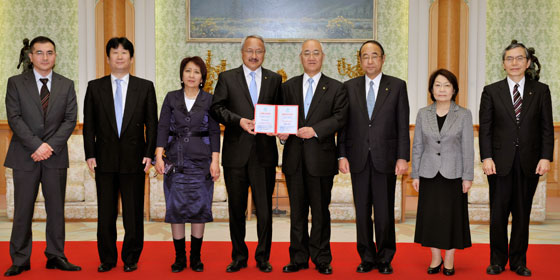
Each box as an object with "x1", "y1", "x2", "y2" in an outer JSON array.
[{"x1": 411, "y1": 69, "x2": 474, "y2": 276}]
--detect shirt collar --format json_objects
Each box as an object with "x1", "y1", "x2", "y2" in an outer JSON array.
[
  {"x1": 507, "y1": 76, "x2": 525, "y2": 92},
  {"x1": 303, "y1": 72, "x2": 322, "y2": 84},
  {"x1": 242, "y1": 64, "x2": 262, "y2": 78},
  {"x1": 33, "y1": 68, "x2": 52, "y2": 82},
  {"x1": 111, "y1": 73, "x2": 130, "y2": 85},
  {"x1": 366, "y1": 72, "x2": 382, "y2": 87}
]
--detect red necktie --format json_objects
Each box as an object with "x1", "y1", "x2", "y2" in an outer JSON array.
[{"x1": 40, "y1": 78, "x2": 50, "y2": 116}]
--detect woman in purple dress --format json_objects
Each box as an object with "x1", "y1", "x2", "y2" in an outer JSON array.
[{"x1": 155, "y1": 56, "x2": 220, "y2": 273}]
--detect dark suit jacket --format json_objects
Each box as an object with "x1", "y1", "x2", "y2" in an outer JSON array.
[
  {"x1": 210, "y1": 66, "x2": 282, "y2": 168},
  {"x1": 4, "y1": 71, "x2": 77, "y2": 171},
  {"x1": 156, "y1": 89, "x2": 220, "y2": 165},
  {"x1": 281, "y1": 74, "x2": 348, "y2": 177},
  {"x1": 83, "y1": 75, "x2": 158, "y2": 173},
  {"x1": 479, "y1": 78, "x2": 554, "y2": 176},
  {"x1": 338, "y1": 74, "x2": 410, "y2": 174}
]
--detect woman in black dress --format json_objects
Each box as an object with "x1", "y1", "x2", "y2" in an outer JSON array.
[
  {"x1": 155, "y1": 56, "x2": 220, "y2": 272},
  {"x1": 411, "y1": 69, "x2": 473, "y2": 276}
]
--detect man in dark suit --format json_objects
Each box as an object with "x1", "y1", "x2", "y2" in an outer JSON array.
[
  {"x1": 337, "y1": 40, "x2": 410, "y2": 274},
  {"x1": 480, "y1": 41, "x2": 553, "y2": 277},
  {"x1": 210, "y1": 35, "x2": 282, "y2": 273},
  {"x1": 278, "y1": 39, "x2": 348, "y2": 275},
  {"x1": 4, "y1": 36, "x2": 81, "y2": 276},
  {"x1": 83, "y1": 37, "x2": 158, "y2": 273}
]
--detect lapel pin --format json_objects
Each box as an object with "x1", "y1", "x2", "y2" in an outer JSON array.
[
  {"x1": 264, "y1": 76, "x2": 268, "y2": 80},
  {"x1": 385, "y1": 88, "x2": 389, "y2": 91},
  {"x1": 529, "y1": 92, "x2": 533, "y2": 95},
  {"x1": 323, "y1": 86, "x2": 326, "y2": 90}
]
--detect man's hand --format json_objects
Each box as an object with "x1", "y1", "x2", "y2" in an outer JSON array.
[
  {"x1": 394, "y1": 159, "x2": 408, "y2": 175},
  {"x1": 462, "y1": 180, "x2": 472, "y2": 193},
  {"x1": 277, "y1": 133, "x2": 289, "y2": 141},
  {"x1": 86, "y1": 158, "x2": 97, "y2": 172},
  {"x1": 535, "y1": 159, "x2": 551, "y2": 175},
  {"x1": 210, "y1": 160, "x2": 220, "y2": 182},
  {"x1": 240, "y1": 118, "x2": 256, "y2": 135},
  {"x1": 142, "y1": 157, "x2": 152, "y2": 173},
  {"x1": 482, "y1": 158, "x2": 496, "y2": 175},
  {"x1": 338, "y1": 158, "x2": 350, "y2": 174},
  {"x1": 31, "y1": 143, "x2": 54, "y2": 162},
  {"x1": 296, "y1": 127, "x2": 316, "y2": 139},
  {"x1": 412, "y1": 178, "x2": 420, "y2": 192},
  {"x1": 155, "y1": 157, "x2": 165, "y2": 175}
]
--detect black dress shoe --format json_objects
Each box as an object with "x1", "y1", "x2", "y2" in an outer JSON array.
[
  {"x1": 282, "y1": 262, "x2": 309, "y2": 272},
  {"x1": 171, "y1": 261, "x2": 186, "y2": 273},
  {"x1": 356, "y1": 262, "x2": 376, "y2": 273},
  {"x1": 427, "y1": 259, "x2": 443, "y2": 274},
  {"x1": 97, "y1": 263, "x2": 116, "y2": 272},
  {"x1": 512, "y1": 266, "x2": 532, "y2": 276},
  {"x1": 190, "y1": 260, "x2": 203, "y2": 272},
  {"x1": 443, "y1": 266, "x2": 455, "y2": 276},
  {"x1": 316, "y1": 263, "x2": 332, "y2": 275},
  {"x1": 46, "y1": 257, "x2": 81, "y2": 271},
  {"x1": 225, "y1": 260, "x2": 247, "y2": 273},
  {"x1": 378, "y1": 263, "x2": 393, "y2": 274},
  {"x1": 4, "y1": 265, "x2": 30, "y2": 276},
  {"x1": 123, "y1": 263, "x2": 138, "y2": 272},
  {"x1": 257, "y1": 261, "x2": 272, "y2": 272},
  {"x1": 486, "y1": 264, "x2": 505, "y2": 275}
]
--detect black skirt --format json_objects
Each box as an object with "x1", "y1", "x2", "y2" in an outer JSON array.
[{"x1": 414, "y1": 173, "x2": 472, "y2": 250}]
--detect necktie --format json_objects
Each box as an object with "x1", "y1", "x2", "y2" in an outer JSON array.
[
  {"x1": 249, "y1": 72, "x2": 258, "y2": 105},
  {"x1": 304, "y1": 78, "x2": 314, "y2": 118},
  {"x1": 115, "y1": 79, "x2": 123, "y2": 137},
  {"x1": 367, "y1": 80, "x2": 376, "y2": 118},
  {"x1": 513, "y1": 83, "x2": 522, "y2": 121},
  {"x1": 39, "y1": 78, "x2": 49, "y2": 116}
]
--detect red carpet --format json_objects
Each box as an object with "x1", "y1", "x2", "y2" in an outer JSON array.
[{"x1": 1, "y1": 241, "x2": 558, "y2": 279}]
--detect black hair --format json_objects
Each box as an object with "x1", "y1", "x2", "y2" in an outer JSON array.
[
  {"x1": 30, "y1": 36, "x2": 56, "y2": 51},
  {"x1": 105, "y1": 37, "x2": 134, "y2": 58},
  {"x1": 179, "y1": 56, "x2": 207, "y2": 89},
  {"x1": 428, "y1": 68, "x2": 459, "y2": 102},
  {"x1": 359, "y1": 40, "x2": 385, "y2": 56}
]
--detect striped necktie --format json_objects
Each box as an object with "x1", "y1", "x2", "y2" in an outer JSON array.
[
  {"x1": 39, "y1": 78, "x2": 49, "y2": 116},
  {"x1": 513, "y1": 83, "x2": 522, "y2": 121}
]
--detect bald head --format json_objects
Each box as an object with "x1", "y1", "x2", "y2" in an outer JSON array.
[{"x1": 300, "y1": 39, "x2": 324, "y2": 76}]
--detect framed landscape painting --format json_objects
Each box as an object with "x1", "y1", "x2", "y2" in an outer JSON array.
[{"x1": 186, "y1": 0, "x2": 376, "y2": 42}]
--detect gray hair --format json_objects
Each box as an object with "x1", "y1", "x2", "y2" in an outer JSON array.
[
  {"x1": 502, "y1": 40, "x2": 529, "y2": 61},
  {"x1": 241, "y1": 35, "x2": 265, "y2": 51},
  {"x1": 300, "y1": 39, "x2": 324, "y2": 54}
]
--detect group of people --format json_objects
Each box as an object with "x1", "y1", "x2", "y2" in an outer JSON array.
[{"x1": 3, "y1": 34, "x2": 553, "y2": 278}]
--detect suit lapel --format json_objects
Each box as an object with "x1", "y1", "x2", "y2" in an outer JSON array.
[
  {"x1": 121, "y1": 76, "x2": 141, "y2": 135},
  {"x1": 353, "y1": 76, "x2": 369, "y2": 121},
  {"x1": 426, "y1": 103, "x2": 440, "y2": 137},
  {"x1": 497, "y1": 79, "x2": 517, "y2": 123},
  {"x1": 235, "y1": 66, "x2": 254, "y2": 108},
  {"x1": 23, "y1": 71, "x2": 44, "y2": 115},
  {"x1": 520, "y1": 79, "x2": 535, "y2": 124},
  {"x1": 306, "y1": 74, "x2": 328, "y2": 121},
  {"x1": 439, "y1": 102, "x2": 459, "y2": 136},
  {"x1": 99, "y1": 76, "x2": 119, "y2": 136},
  {"x1": 258, "y1": 69, "x2": 270, "y2": 104},
  {"x1": 46, "y1": 72, "x2": 61, "y2": 117},
  {"x1": 371, "y1": 74, "x2": 390, "y2": 120},
  {"x1": 291, "y1": 75, "x2": 305, "y2": 124}
]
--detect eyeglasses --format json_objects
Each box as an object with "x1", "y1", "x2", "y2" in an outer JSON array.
[
  {"x1": 33, "y1": 50, "x2": 55, "y2": 57},
  {"x1": 361, "y1": 54, "x2": 381, "y2": 61},
  {"x1": 243, "y1": 49, "x2": 265, "y2": 55},
  {"x1": 302, "y1": 51, "x2": 322, "y2": 58},
  {"x1": 504, "y1": 56, "x2": 527, "y2": 63}
]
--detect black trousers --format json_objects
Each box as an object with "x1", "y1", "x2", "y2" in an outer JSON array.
[
  {"x1": 285, "y1": 160, "x2": 334, "y2": 266},
  {"x1": 10, "y1": 165, "x2": 67, "y2": 266},
  {"x1": 96, "y1": 171, "x2": 145, "y2": 266},
  {"x1": 350, "y1": 156, "x2": 397, "y2": 264},
  {"x1": 223, "y1": 146, "x2": 276, "y2": 263},
  {"x1": 488, "y1": 150, "x2": 539, "y2": 269}
]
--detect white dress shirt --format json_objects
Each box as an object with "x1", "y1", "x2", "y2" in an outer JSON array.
[
  {"x1": 507, "y1": 76, "x2": 526, "y2": 102},
  {"x1": 242, "y1": 64, "x2": 262, "y2": 100},
  {"x1": 111, "y1": 73, "x2": 130, "y2": 111},
  {"x1": 365, "y1": 72, "x2": 382, "y2": 101},
  {"x1": 302, "y1": 72, "x2": 322, "y2": 101},
  {"x1": 33, "y1": 69, "x2": 52, "y2": 94}
]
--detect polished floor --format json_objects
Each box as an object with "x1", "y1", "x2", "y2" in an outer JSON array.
[{"x1": 1, "y1": 196, "x2": 559, "y2": 244}]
